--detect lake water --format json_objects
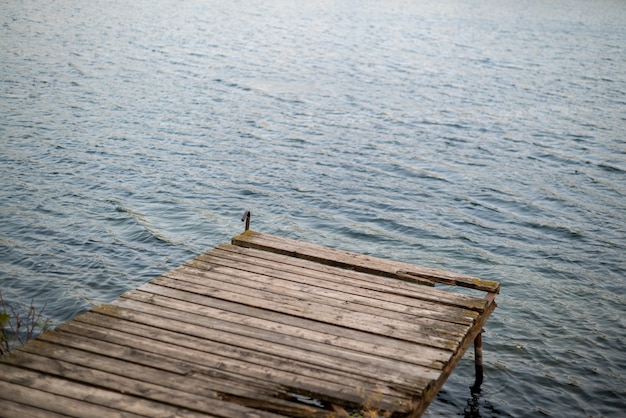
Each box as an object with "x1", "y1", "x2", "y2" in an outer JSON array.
[{"x1": 1, "y1": 0, "x2": 625, "y2": 416}]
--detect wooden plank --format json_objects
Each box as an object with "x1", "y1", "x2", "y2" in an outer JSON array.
[
  {"x1": 18, "y1": 336, "x2": 254, "y2": 398},
  {"x1": 232, "y1": 231, "x2": 500, "y2": 293},
  {"x1": 33, "y1": 327, "x2": 337, "y2": 418},
  {"x1": 0, "y1": 398, "x2": 71, "y2": 418},
  {"x1": 5, "y1": 346, "x2": 288, "y2": 418},
  {"x1": 191, "y1": 250, "x2": 478, "y2": 325},
  {"x1": 154, "y1": 270, "x2": 462, "y2": 350},
  {"x1": 68, "y1": 315, "x2": 422, "y2": 417},
  {"x1": 210, "y1": 244, "x2": 483, "y2": 313},
  {"x1": 122, "y1": 285, "x2": 453, "y2": 374},
  {"x1": 126, "y1": 289, "x2": 441, "y2": 393},
  {"x1": 0, "y1": 378, "x2": 148, "y2": 418},
  {"x1": 412, "y1": 297, "x2": 497, "y2": 417},
  {"x1": 95, "y1": 301, "x2": 416, "y2": 412},
  {"x1": 39, "y1": 328, "x2": 328, "y2": 418},
  {"x1": 0, "y1": 363, "x2": 213, "y2": 418},
  {"x1": 164, "y1": 263, "x2": 470, "y2": 339},
  {"x1": 212, "y1": 243, "x2": 487, "y2": 312},
  {"x1": 84, "y1": 298, "x2": 449, "y2": 372},
  {"x1": 36, "y1": 329, "x2": 284, "y2": 398},
  {"x1": 111, "y1": 293, "x2": 437, "y2": 388},
  {"x1": 47, "y1": 318, "x2": 421, "y2": 402},
  {"x1": 136, "y1": 280, "x2": 453, "y2": 366},
  {"x1": 58, "y1": 315, "x2": 429, "y2": 395}
]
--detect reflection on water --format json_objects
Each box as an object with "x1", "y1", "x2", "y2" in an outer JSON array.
[{"x1": 1, "y1": 0, "x2": 626, "y2": 416}]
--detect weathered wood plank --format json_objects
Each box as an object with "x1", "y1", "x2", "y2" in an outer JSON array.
[
  {"x1": 153, "y1": 270, "x2": 462, "y2": 350},
  {"x1": 129, "y1": 277, "x2": 458, "y2": 351},
  {"x1": 189, "y1": 251, "x2": 478, "y2": 325},
  {"x1": 0, "y1": 363, "x2": 213, "y2": 418},
  {"x1": 164, "y1": 264, "x2": 470, "y2": 339},
  {"x1": 49, "y1": 317, "x2": 422, "y2": 403},
  {"x1": 14, "y1": 339, "x2": 219, "y2": 399},
  {"x1": 212, "y1": 243, "x2": 488, "y2": 312},
  {"x1": 0, "y1": 398, "x2": 72, "y2": 418},
  {"x1": 111, "y1": 293, "x2": 438, "y2": 387},
  {"x1": 54, "y1": 317, "x2": 421, "y2": 413},
  {"x1": 98, "y1": 300, "x2": 417, "y2": 412},
  {"x1": 36, "y1": 329, "x2": 283, "y2": 398},
  {"x1": 33, "y1": 327, "x2": 337, "y2": 418},
  {"x1": 5, "y1": 345, "x2": 288, "y2": 418},
  {"x1": 0, "y1": 378, "x2": 148, "y2": 418},
  {"x1": 232, "y1": 231, "x2": 500, "y2": 293},
  {"x1": 209, "y1": 245, "x2": 482, "y2": 315},
  {"x1": 83, "y1": 299, "x2": 449, "y2": 372},
  {"x1": 412, "y1": 298, "x2": 497, "y2": 418},
  {"x1": 135, "y1": 281, "x2": 452, "y2": 367}
]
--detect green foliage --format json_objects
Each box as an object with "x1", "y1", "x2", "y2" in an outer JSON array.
[{"x1": 0, "y1": 290, "x2": 51, "y2": 355}]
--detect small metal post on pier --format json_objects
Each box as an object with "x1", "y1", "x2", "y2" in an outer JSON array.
[{"x1": 241, "y1": 210, "x2": 251, "y2": 231}]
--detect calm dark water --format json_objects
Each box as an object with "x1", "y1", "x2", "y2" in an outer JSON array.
[{"x1": 2, "y1": 0, "x2": 625, "y2": 416}]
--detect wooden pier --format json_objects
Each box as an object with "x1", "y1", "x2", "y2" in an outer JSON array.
[{"x1": 0, "y1": 229, "x2": 499, "y2": 417}]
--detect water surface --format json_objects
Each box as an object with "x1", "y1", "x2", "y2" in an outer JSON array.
[{"x1": 1, "y1": 0, "x2": 625, "y2": 416}]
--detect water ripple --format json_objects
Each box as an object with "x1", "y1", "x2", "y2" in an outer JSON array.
[{"x1": 2, "y1": 0, "x2": 626, "y2": 416}]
